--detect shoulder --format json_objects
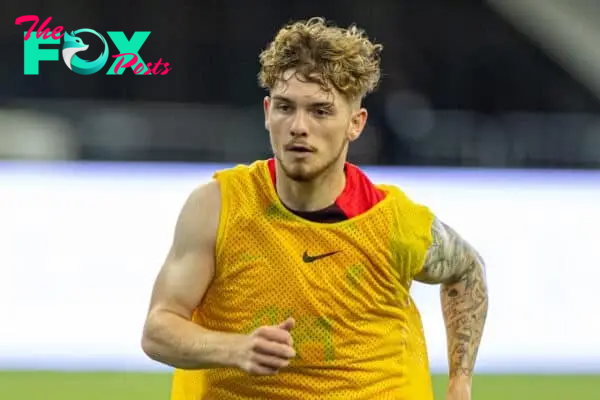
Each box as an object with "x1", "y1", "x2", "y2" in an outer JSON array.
[
  {"x1": 189, "y1": 180, "x2": 221, "y2": 208},
  {"x1": 174, "y1": 180, "x2": 221, "y2": 246},
  {"x1": 179, "y1": 180, "x2": 222, "y2": 224},
  {"x1": 428, "y1": 217, "x2": 481, "y2": 260},
  {"x1": 375, "y1": 182, "x2": 424, "y2": 206},
  {"x1": 213, "y1": 159, "x2": 268, "y2": 180},
  {"x1": 377, "y1": 183, "x2": 435, "y2": 227},
  {"x1": 414, "y1": 216, "x2": 485, "y2": 283},
  {"x1": 212, "y1": 160, "x2": 271, "y2": 196}
]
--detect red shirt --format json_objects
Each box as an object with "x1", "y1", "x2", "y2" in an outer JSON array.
[{"x1": 267, "y1": 158, "x2": 386, "y2": 222}]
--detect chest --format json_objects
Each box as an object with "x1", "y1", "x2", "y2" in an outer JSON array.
[{"x1": 214, "y1": 217, "x2": 410, "y2": 308}]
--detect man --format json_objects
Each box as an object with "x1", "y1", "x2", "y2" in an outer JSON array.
[{"x1": 141, "y1": 17, "x2": 488, "y2": 400}]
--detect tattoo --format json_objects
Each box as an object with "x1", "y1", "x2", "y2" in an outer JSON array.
[{"x1": 415, "y1": 218, "x2": 489, "y2": 379}]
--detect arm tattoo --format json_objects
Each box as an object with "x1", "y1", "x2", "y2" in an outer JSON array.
[{"x1": 415, "y1": 218, "x2": 489, "y2": 379}]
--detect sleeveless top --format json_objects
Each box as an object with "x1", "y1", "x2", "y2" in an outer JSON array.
[{"x1": 170, "y1": 159, "x2": 435, "y2": 400}]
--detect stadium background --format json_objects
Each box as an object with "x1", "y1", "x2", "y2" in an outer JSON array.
[{"x1": 1, "y1": 1, "x2": 599, "y2": 399}]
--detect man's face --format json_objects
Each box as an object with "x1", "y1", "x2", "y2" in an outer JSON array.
[{"x1": 264, "y1": 70, "x2": 367, "y2": 182}]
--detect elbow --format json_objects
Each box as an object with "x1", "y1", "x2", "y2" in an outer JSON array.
[
  {"x1": 140, "y1": 313, "x2": 162, "y2": 361},
  {"x1": 140, "y1": 331, "x2": 156, "y2": 360}
]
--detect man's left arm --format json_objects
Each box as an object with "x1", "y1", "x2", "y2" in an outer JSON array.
[{"x1": 414, "y1": 217, "x2": 489, "y2": 398}]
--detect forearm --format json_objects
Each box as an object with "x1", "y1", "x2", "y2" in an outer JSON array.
[
  {"x1": 441, "y1": 259, "x2": 488, "y2": 381},
  {"x1": 142, "y1": 309, "x2": 243, "y2": 370}
]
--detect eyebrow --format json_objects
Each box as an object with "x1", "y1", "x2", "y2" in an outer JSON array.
[{"x1": 271, "y1": 95, "x2": 334, "y2": 108}]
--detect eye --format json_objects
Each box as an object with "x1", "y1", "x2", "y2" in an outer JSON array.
[
  {"x1": 275, "y1": 104, "x2": 291, "y2": 113},
  {"x1": 313, "y1": 108, "x2": 331, "y2": 117}
]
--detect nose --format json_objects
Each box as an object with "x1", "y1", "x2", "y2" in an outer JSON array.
[{"x1": 289, "y1": 110, "x2": 308, "y2": 137}]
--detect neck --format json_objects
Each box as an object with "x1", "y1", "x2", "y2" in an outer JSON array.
[{"x1": 275, "y1": 160, "x2": 346, "y2": 212}]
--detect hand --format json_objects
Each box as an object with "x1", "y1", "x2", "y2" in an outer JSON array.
[
  {"x1": 446, "y1": 377, "x2": 471, "y2": 400},
  {"x1": 234, "y1": 317, "x2": 296, "y2": 375}
]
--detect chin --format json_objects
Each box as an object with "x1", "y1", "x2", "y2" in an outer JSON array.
[
  {"x1": 282, "y1": 165, "x2": 315, "y2": 182},
  {"x1": 279, "y1": 160, "x2": 319, "y2": 182},
  {"x1": 276, "y1": 151, "x2": 340, "y2": 182}
]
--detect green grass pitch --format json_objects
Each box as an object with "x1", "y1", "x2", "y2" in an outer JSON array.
[{"x1": 0, "y1": 371, "x2": 598, "y2": 399}]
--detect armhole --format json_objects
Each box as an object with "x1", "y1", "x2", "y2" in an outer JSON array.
[
  {"x1": 213, "y1": 175, "x2": 230, "y2": 270},
  {"x1": 388, "y1": 185, "x2": 436, "y2": 279},
  {"x1": 411, "y1": 206, "x2": 436, "y2": 278}
]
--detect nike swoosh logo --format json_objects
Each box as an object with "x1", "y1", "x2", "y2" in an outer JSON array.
[{"x1": 302, "y1": 250, "x2": 340, "y2": 263}]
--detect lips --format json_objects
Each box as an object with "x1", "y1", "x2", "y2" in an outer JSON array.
[{"x1": 286, "y1": 144, "x2": 314, "y2": 153}]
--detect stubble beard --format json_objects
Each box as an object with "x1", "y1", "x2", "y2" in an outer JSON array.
[{"x1": 276, "y1": 139, "x2": 348, "y2": 183}]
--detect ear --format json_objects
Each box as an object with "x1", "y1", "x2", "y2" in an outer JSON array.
[
  {"x1": 263, "y1": 96, "x2": 271, "y2": 131},
  {"x1": 348, "y1": 108, "x2": 368, "y2": 142}
]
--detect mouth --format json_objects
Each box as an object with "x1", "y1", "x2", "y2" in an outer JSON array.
[{"x1": 285, "y1": 144, "x2": 315, "y2": 153}]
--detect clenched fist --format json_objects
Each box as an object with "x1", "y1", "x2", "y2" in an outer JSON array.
[{"x1": 234, "y1": 317, "x2": 296, "y2": 375}]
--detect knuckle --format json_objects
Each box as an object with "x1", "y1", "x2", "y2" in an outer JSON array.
[
  {"x1": 255, "y1": 326, "x2": 270, "y2": 335},
  {"x1": 248, "y1": 363, "x2": 261, "y2": 374},
  {"x1": 250, "y1": 337, "x2": 263, "y2": 350},
  {"x1": 249, "y1": 353, "x2": 262, "y2": 364},
  {"x1": 243, "y1": 361, "x2": 253, "y2": 373},
  {"x1": 279, "y1": 344, "x2": 294, "y2": 357},
  {"x1": 278, "y1": 359, "x2": 290, "y2": 368}
]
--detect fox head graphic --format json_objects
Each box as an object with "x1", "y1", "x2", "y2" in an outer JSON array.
[
  {"x1": 62, "y1": 31, "x2": 88, "y2": 70},
  {"x1": 61, "y1": 29, "x2": 109, "y2": 75}
]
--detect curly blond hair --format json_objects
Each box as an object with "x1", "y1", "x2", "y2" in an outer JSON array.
[{"x1": 258, "y1": 17, "x2": 383, "y2": 102}]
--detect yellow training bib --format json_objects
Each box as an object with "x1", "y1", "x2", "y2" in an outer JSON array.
[{"x1": 170, "y1": 160, "x2": 435, "y2": 400}]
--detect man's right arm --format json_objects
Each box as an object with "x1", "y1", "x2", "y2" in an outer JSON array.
[
  {"x1": 141, "y1": 181, "x2": 296, "y2": 374},
  {"x1": 141, "y1": 181, "x2": 243, "y2": 370}
]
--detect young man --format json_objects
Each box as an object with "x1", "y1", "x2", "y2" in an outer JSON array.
[{"x1": 142, "y1": 17, "x2": 488, "y2": 400}]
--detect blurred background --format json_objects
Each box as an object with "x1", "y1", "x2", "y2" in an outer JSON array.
[{"x1": 1, "y1": 1, "x2": 600, "y2": 399}]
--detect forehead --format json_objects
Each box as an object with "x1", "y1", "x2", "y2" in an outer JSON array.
[{"x1": 271, "y1": 70, "x2": 344, "y2": 106}]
